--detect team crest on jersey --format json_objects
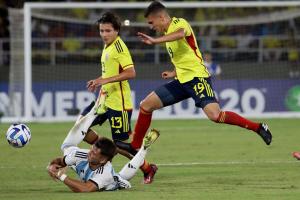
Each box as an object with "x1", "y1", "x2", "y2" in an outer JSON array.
[{"x1": 105, "y1": 53, "x2": 109, "y2": 61}]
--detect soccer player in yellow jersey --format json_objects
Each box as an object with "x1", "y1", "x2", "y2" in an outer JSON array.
[
  {"x1": 118, "y1": 1, "x2": 272, "y2": 155},
  {"x1": 80, "y1": 12, "x2": 157, "y2": 184}
]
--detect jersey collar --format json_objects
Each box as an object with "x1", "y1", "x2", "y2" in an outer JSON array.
[{"x1": 105, "y1": 36, "x2": 120, "y2": 49}]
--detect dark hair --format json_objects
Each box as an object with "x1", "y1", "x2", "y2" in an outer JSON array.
[
  {"x1": 95, "y1": 137, "x2": 117, "y2": 161},
  {"x1": 97, "y1": 11, "x2": 121, "y2": 33},
  {"x1": 144, "y1": 1, "x2": 166, "y2": 18}
]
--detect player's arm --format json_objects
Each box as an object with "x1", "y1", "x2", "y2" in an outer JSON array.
[
  {"x1": 61, "y1": 177, "x2": 98, "y2": 193},
  {"x1": 87, "y1": 67, "x2": 136, "y2": 92},
  {"x1": 48, "y1": 157, "x2": 98, "y2": 192},
  {"x1": 137, "y1": 28, "x2": 185, "y2": 45},
  {"x1": 47, "y1": 157, "x2": 67, "y2": 179},
  {"x1": 101, "y1": 66, "x2": 136, "y2": 84},
  {"x1": 162, "y1": 70, "x2": 176, "y2": 79},
  {"x1": 49, "y1": 157, "x2": 66, "y2": 167}
]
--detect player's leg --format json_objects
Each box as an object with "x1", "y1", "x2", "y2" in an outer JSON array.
[
  {"x1": 131, "y1": 80, "x2": 189, "y2": 149},
  {"x1": 79, "y1": 99, "x2": 112, "y2": 145},
  {"x1": 117, "y1": 81, "x2": 189, "y2": 184},
  {"x1": 107, "y1": 108, "x2": 157, "y2": 184},
  {"x1": 203, "y1": 103, "x2": 260, "y2": 132},
  {"x1": 106, "y1": 108, "x2": 135, "y2": 159},
  {"x1": 115, "y1": 79, "x2": 189, "y2": 157},
  {"x1": 83, "y1": 129, "x2": 100, "y2": 145},
  {"x1": 130, "y1": 92, "x2": 163, "y2": 149},
  {"x1": 204, "y1": 103, "x2": 272, "y2": 145},
  {"x1": 185, "y1": 77, "x2": 272, "y2": 145},
  {"x1": 118, "y1": 129, "x2": 160, "y2": 181},
  {"x1": 61, "y1": 101, "x2": 107, "y2": 152}
]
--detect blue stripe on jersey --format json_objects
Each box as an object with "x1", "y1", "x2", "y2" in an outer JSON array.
[
  {"x1": 84, "y1": 167, "x2": 93, "y2": 181},
  {"x1": 76, "y1": 161, "x2": 88, "y2": 175},
  {"x1": 75, "y1": 161, "x2": 95, "y2": 181}
]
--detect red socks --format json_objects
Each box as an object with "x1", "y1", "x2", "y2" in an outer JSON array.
[
  {"x1": 217, "y1": 111, "x2": 260, "y2": 132},
  {"x1": 131, "y1": 107, "x2": 153, "y2": 149},
  {"x1": 140, "y1": 160, "x2": 151, "y2": 174}
]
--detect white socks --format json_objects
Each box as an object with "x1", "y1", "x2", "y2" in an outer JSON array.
[
  {"x1": 118, "y1": 147, "x2": 147, "y2": 180},
  {"x1": 61, "y1": 107, "x2": 97, "y2": 151}
]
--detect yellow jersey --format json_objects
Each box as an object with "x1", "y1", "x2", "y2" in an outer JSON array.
[
  {"x1": 101, "y1": 36, "x2": 134, "y2": 111},
  {"x1": 165, "y1": 17, "x2": 210, "y2": 83}
]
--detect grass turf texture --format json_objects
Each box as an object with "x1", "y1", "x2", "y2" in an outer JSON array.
[{"x1": 1, "y1": 119, "x2": 300, "y2": 200}]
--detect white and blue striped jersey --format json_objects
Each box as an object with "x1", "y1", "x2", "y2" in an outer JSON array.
[{"x1": 63, "y1": 147, "x2": 128, "y2": 191}]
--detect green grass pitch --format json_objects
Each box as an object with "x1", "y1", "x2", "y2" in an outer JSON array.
[{"x1": 1, "y1": 118, "x2": 300, "y2": 200}]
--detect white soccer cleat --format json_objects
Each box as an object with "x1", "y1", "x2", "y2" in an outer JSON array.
[{"x1": 114, "y1": 175, "x2": 131, "y2": 189}]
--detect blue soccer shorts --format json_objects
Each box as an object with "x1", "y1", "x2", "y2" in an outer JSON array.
[
  {"x1": 81, "y1": 101, "x2": 132, "y2": 141},
  {"x1": 155, "y1": 77, "x2": 218, "y2": 108}
]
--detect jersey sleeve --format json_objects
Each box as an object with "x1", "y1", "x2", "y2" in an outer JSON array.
[
  {"x1": 89, "y1": 169, "x2": 115, "y2": 190},
  {"x1": 64, "y1": 147, "x2": 88, "y2": 166},
  {"x1": 115, "y1": 43, "x2": 134, "y2": 70},
  {"x1": 169, "y1": 18, "x2": 192, "y2": 37}
]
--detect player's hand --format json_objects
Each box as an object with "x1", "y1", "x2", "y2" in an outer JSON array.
[
  {"x1": 93, "y1": 78, "x2": 107, "y2": 87},
  {"x1": 162, "y1": 71, "x2": 176, "y2": 79},
  {"x1": 137, "y1": 32, "x2": 156, "y2": 45},
  {"x1": 87, "y1": 79, "x2": 97, "y2": 92},
  {"x1": 87, "y1": 78, "x2": 107, "y2": 92},
  {"x1": 47, "y1": 164, "x2": 61, "y2": 181}
]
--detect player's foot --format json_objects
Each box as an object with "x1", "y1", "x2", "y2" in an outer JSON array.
[
  {"x1": 292, "y1": 152, "x2": 300, "y2": 160},
  {"x1": 114, "y1": 140, "x2": 137, "y2": 156},
  {"x1": 114, "y1": 175, "x2": 131, "y2": 189},
  {"x1": 257, "y1": 123, "x2": 272, "y2": 145},
  {"x1": 142, "y1": 129, "x2": 160, "y2": 150},
  {"x1": 143, "y1": 164, "x2": 158, "y2": 184}
]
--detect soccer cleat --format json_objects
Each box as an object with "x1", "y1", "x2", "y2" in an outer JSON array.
[
  {"x1": 257, "y1": 123, "x2": 272, "y2": 145},
  {"x1": 292, "y1": 152, "x2": 300, "y2": 160},
  {"x1": 142, "y1": 129, "x2": 160, "y2": 150},
  {"x1": 143, "y1": 164, "x2": 158, "y2": 184},
  {"x1": 115, "y1": 140, "x2": 138, "y2": 156},
  {"x1": 113, "y1": 175, "x2": 131, "y2": 189}
]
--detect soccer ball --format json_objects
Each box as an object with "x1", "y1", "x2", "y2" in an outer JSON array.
[{"x1": 6, "y1": 123, "x2": 31, "y2": 148}]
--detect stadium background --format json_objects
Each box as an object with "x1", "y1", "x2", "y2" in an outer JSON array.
[
  {"x1": 1, "y1": 1, "x2": 300, "y2": 200},
  {"x1": 0, "y1": 0, "x2": 300, "y2": 121}
]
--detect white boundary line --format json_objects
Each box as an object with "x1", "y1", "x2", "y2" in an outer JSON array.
[
  {"x1": 156, "y1": 160, "x2": 298, "y2": 166},
  {"x1": 0, "y1": 160, "x2": 297, "y2": 169}
]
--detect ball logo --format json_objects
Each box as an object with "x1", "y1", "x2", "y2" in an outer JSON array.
[{"x1": 285, "y1": 86, "x2": 300, "y2": 111}]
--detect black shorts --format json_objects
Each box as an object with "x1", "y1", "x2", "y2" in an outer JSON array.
[
  {"x1": 81, "y1": 102, "x2": 132, "y2": 141},
  {"x1": 155, "y1": 77, "x2": 218, "y2": 108}
]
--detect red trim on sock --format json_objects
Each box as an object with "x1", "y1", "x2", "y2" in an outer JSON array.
[
  {"x1": 131, "y1": 107, "x2": 153, "y2": 149},
  {"x1": 140, "y1": 106, "x2": 152, "y2": 115},
  {"x1": 218, "y1": 111, "x2": 260, "y2": 132}
]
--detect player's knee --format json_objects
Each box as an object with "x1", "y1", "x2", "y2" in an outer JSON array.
[
  {"x1": 83, "y1": 129, "x2": 99, "y2": 145},
  {"x1": 209, "y1": 115, "x2": 219, "y2": 123},
  {"x1": 139, "y1": 95, "x2": 163, "y2": 112},
  {"x1": 206, "y1": 112, "x2": 221, "y2": 123},
  {"x1": 139, "y1": 100, "x2": 154, "y2": 113}
]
